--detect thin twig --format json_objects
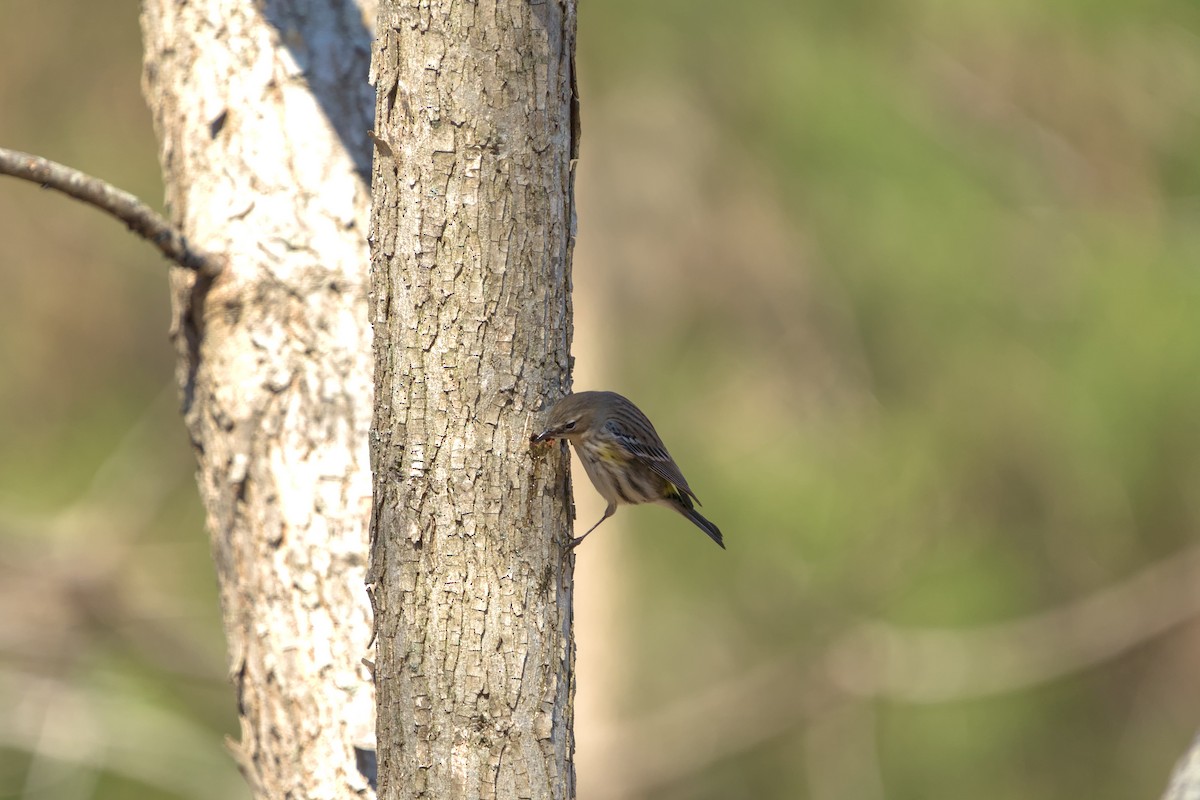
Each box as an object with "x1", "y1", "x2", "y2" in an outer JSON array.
[{"x1": 0, "y1": 146, "x2": 222, "y2": 276}]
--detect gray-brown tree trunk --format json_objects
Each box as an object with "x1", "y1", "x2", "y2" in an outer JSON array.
[
  {"x1": 140, "y1": 1, "x2": 378, "y2": 797},
  {"x1": 366, "y1": 1, "x2": 580, "y2": 798}
]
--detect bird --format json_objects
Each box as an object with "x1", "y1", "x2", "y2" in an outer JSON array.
[{"x1": 530, "y1": 390, "x2": 725, "y2": 549}]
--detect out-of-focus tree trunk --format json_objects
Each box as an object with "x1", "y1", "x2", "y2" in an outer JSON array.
[
  {"x1": 1163, "y1": 733, "x2": 1200, "y2": 800},
  {"x1": 140, "y1": 1, "x2": 378, "y2": 796},
  {"x1": 366, "y1": 1, "x2": 580, "y2": 798}
]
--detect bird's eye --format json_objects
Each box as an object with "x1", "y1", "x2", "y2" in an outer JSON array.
[{"x1": 563, "y1": 420, "x2": 577, "y2": 431}]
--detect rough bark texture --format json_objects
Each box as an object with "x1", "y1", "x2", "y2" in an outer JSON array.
[
  {"x1": 366, "y1": 1, "x2": 580, "y2": 798},
  {"x1": 140, "y1": 1, "x2": 378, "y2": 796}
]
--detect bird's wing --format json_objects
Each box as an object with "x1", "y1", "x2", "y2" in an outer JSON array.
[{"x1": 604, "y1": 418, "x2": 700, "y2": 503}]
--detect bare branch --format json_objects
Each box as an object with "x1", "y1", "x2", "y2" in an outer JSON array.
[{"x1": 0, "y1": 147, "x2": 222, "y2": 276}]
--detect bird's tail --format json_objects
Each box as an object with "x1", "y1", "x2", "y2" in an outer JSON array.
[{"x1": 668, "y1": 493, "x2": 725, "y2": 549}]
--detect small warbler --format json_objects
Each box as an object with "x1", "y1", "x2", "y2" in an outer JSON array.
[{"x1": 531, "y1": 390, "x2": 724, "y2": 549}]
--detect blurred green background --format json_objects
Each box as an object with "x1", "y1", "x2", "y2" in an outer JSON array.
[{"x1": 3, "y1": 0, "x2": 1200, "y2": 798}]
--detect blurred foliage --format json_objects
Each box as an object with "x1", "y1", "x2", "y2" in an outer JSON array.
[
  {"x1": 0, "y1": 0, "x2": 240, "y2": 798},
  {"x1": 2, "y1": 0, "x2": 1200, "y2": 798},
  {"x1": 574, "y1": 0, "x2": 1200, "y2": 798}
]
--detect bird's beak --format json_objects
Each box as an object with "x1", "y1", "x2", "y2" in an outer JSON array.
[{"x1": 530, "y1": 428, "x2": 553, "y2": 444}]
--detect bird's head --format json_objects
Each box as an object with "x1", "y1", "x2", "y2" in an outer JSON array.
[{"x1": 530, "y1": 392, "x2": 603, "y2": 444}]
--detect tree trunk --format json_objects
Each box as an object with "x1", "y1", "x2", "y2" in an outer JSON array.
[
  {"x1": 1163, "y1": 733, "x2": 1200, "y2": 800},
  {"x1": 366, "y1": 1, "x2": 580, "y2": 798},
  {"x1": 140, "y1": 1, "x2": 378, "y2": 796}
]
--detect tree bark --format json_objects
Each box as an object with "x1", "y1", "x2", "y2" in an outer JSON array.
[
  {"x1": 366, "y1": 1, "x2": 580, "y2": 798},
  {"x1": 140, "y1": 1, "x2": 378, "y2": 796}
]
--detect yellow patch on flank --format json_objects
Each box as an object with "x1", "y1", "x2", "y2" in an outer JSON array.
[{"x1": 594, "y1": 441, "x2": 629, "y2": 465}]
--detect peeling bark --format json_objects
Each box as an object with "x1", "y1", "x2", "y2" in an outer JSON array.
[
  {"x1": 140, "y1": 1, "x2": 378, "y2": 796},
  {"x1": 367, "y1": 1, "x2": 580, "y2": 798}
]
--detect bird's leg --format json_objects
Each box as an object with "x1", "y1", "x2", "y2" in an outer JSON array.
[{"x1": 568, "y1": 503, "x2": 616, "y2": 549}]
